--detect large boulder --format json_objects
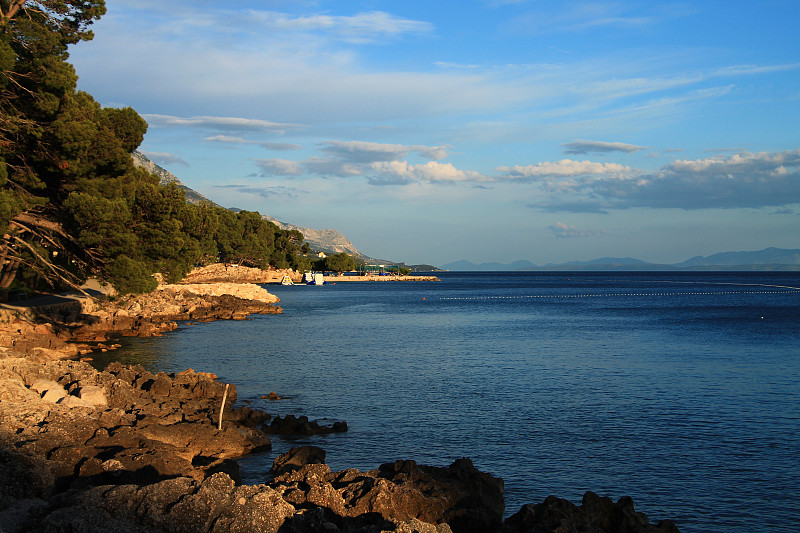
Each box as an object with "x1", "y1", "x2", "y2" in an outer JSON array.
[
  {"x1": 271, "y1": 446, "x2": 327, "y2": 475},
  {"x1": 502, "y1": 491, "x2": 680, "y2": 533},
  {"x1": 270, "y1": 455, "x2": 504, "y2": 533},
  {"x1": 374, "y1": 458, "x2": 505, "y2": 533},
  {"x1": 35, "y1": 473, "x2": 296, "y2": 533},
  {"x1": 266, "y1": 414, "x2": 347, "y2": 435}
]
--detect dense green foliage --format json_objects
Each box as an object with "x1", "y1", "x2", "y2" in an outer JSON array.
[
  {"x1": 318, "y1": 252, "x2": 357, "y2": 273},
  {"x1": 0, "y1": 1, "x2": 310, "y2": 296}
]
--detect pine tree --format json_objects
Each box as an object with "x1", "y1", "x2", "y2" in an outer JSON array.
[
  {"x1": 1, "y1": 1, "x2": 312, "y2": 296},
  {"x1": 0, "y1": 0, "x2": 108, "y2": 294}
]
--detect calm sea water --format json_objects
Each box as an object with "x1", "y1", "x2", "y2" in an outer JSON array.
[{"x1": 96, "y1": 271, "x2": 800, "y2": 532}]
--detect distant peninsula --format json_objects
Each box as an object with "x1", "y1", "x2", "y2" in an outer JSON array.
[{"x1": 440, "y1": 247, "x2": 800, "y2": 271}]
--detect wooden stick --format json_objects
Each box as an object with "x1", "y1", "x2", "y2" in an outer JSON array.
[{"x1": 218, "y1": 383, "x2": 229, "y2": 431}]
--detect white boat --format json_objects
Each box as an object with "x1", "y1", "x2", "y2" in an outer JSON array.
[
  {"x1": 304, "y1": 272, "x2": 325, "y2": 285},
  {"x1": 280, "y1": 274, "x2": 293, "y2": 285}
]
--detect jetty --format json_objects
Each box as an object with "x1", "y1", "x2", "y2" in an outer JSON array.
[{"x1": 326, "y1": 273, "x2": 440, "y2": 282}]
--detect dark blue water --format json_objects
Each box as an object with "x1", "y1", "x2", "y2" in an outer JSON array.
[{"x1": 98, "y1": 272, "x2": 800, "y2": 532}]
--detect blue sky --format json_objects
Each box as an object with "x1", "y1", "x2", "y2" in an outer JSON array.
[{"x1": 69, "y1": 0, "x2": 800, "y2": 266}]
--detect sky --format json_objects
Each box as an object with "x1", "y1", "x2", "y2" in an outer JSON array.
[{"x1": 68, "y1": 0, "x2": 800, "y2": 267}]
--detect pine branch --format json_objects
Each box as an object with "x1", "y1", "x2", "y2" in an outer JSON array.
[
  {"x1": 0, "y1": 1, "x2": 28, "y2": 27},
  {"x1": 10, "y1": 233, "x2": 85, "y2": 291}
]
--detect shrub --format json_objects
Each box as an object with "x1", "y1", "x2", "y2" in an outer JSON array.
[{"x1": 107, "y1": 254, "x2": 158, "y2": 295}]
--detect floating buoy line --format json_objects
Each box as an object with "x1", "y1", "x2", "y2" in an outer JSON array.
[
  {"x1": 438, "y1": 281, "x2": 800, "y2": 301},
  {"x1": 440, "y1": 289, "x2": 800, "y2": 301}
]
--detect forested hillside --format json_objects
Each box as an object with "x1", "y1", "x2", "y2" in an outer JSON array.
[{"x1": 0, "y1": 0, "x2": 310, "y2": 297}]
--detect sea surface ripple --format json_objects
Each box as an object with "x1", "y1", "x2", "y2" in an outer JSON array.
[{"x1": 98, "y1": 271, "x2": 800, "y2": 533}]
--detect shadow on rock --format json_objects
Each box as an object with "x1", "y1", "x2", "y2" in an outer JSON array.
[
  {"x1": 267, "y1": 414, "x2": 348, "y2": 435},
  {"x1": 502, "y1": 491, "x2": 680, "y2": 533},
  {"x1": 269, "y1": 450, "x2": 504, "y2": 533}
]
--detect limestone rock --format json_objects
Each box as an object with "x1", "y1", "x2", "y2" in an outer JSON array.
[
  {"x1": 0, "y1": 359, "x2": 273, "y2": 495},
  {"x1": 41, "y1": 388, "x2": 67, "y2": 403},
  {"x1": 502, "y1": 491, "x2": 680, "y2": 533},
  {"x1": 172, "y1": 283, "x2": 280, "y2": 304},
  {"x1": 0, "y1": 376, "x2": 39, "y2": 404},
  {"x1": 271, "y1": 446, "x2": 327, "y2": 475},
  {"x1": 267, "y1": 414, "x2": 348, "y2": 435},
  {"x1": 75, "y1": 384, "x2": 107, "y2": 406},
  {"x1": 66, "y1": 473, "x2": 295, "y2": 533},
  {"x1": 180, "y1": 263, "x2": 301, "y2": 285},
  {"x1": 30, "y1": 378, "x2": 67, "y2": 403},
  {"x1": 56, "y1": 395, "x2": 97, "y2": 408},
  {"x1": 270, "y1": 456, "x2": 505, "y2": 533}
]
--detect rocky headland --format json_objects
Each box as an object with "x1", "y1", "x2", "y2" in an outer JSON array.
[
  {"x1": 180, "y1": 264, "x2": 303, "y2": 285},
  {"x1": 0, "y1": 281, "x2": 282, "y2": 360},
  {"x1": 0, "y1": 272, "x2": 680, "y2": 532}
]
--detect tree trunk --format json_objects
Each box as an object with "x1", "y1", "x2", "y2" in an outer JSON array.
[
  {"x1": 0, "y1": 258, "x2": 20, "y2": 290},
  {"x1": 0, "y1": 1, "x2": 27, "y2": 27}
]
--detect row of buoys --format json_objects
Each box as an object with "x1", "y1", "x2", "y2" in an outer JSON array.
[{"x1": 440, "y1": 290, "x2": 800, "y2": 301}]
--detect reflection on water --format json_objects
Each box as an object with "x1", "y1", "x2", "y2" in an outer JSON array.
[{"x1": 90, "y1": 335, "x2": 168, "y2": 371}]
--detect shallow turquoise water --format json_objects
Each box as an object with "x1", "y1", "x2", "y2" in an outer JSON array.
[{"x1": 97, "y1": 271, "x2": 800, "y2": 532}]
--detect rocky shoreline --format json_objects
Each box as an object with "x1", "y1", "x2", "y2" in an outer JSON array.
[
  {"x1": 0, "y1": 279, "x2": 680, "y2": 532},
  {"x1": 0, "y1": 282, "x2": 282, "y2": 360},
  {"x1": 177, "y1": 263, "x2": 441, "y2": 284}
]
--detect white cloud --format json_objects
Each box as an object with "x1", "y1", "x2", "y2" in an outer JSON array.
[
  {"x1": 254, "y1": 155, "x2": 487, "y2": 185},
  {"x1": 143, "y1": 114, "x2": 304, "y2": 134},
  {"x1": 365, "y1": 161, "x2": 487, "y2": 185},
  {"x1": 435, "y1": 61, "x2": 480, "y2": 69},
  {"x1": 496, "y1": 159, "x2": 631, "y2": 180},
  {"x1": 254, "y1": 159, "x2": 303, "y2": 176},
  {"x1": 530, "y1": 149, "x2": 800, "y2": 212},
  {"x1": 213, "y1": 184, "x2": 301, "y2": 200},
  {"x1": 243, "y1": 10, "x2": 433, "y2": 43},
  {"x1": 318, "y1": 141, "x2": 449, "y2": 162},
  {"x1": 548, "y1": 222, "x2": 607, "y2": 238},
  {"x1": 556, "y1": 85, "x2": 735, "y2": 126},
  {"x1": 205, "y1": 135, "x2": 302, "y2": 151},
  {"x1": 712, "y1": 63, "x2": 800, "y2": 78},
  {"x1": 301, "y1": 157, "x2": 364, "y2": 178},
  {"x1": 252, "y1": 140, "x2": 484, "y2": 185},
  {"x1": 562, "y1": 140, "x2": 649, "y2": 154},
  {"x1": 666, "y1": 150, "x2": 800, "y2": 175},
  {"x1": 503, "y1": 3, "x2": 673, "y2": 36}
]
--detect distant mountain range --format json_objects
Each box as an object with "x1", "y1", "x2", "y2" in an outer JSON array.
[
  {"x1": 260, "y1": 215, "x2": 363, "y2": 258},
  {"x1": 440, "y1": 248, "x2": 800, "y2": 271},
  {"x1": 132, "y1": 151, "x2": 213, "y2": 205}
]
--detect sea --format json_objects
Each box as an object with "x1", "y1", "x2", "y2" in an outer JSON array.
[{"x1": 93, "y1": 271, "x2": 800, "y2": 533}]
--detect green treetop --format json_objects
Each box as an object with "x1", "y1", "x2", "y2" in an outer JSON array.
[
  {"x1": 323, "y1": 252, "x2": 357, "y2": 274},
  {"x1": 0, "y1": 0, "x2": 108, "y2": 292}
]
